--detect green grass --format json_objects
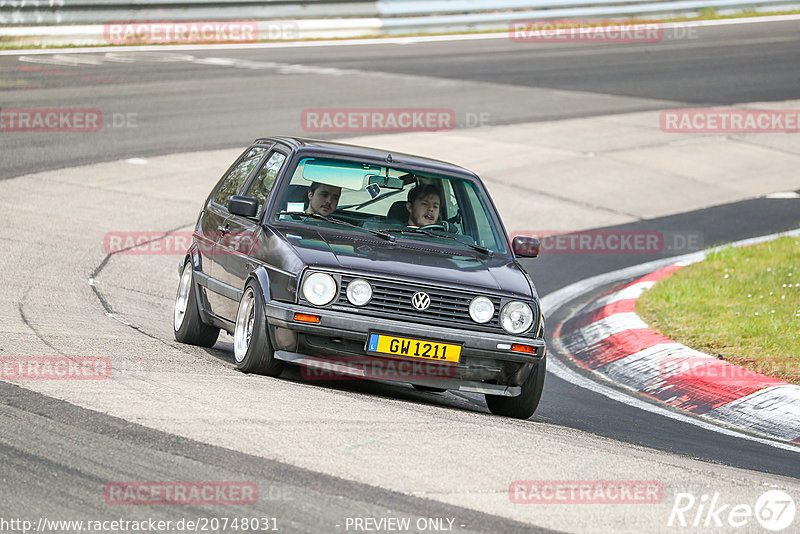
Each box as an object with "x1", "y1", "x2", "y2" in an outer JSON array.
[{"x1": 637, "y1": 235, "x2": 800, "y2": 384}]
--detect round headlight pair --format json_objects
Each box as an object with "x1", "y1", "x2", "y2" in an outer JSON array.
[
  {"x1": 301, "y1": 273, "x2": 373, "y2": 307},
  {"x1": 470, "y1": 297, "x2": 534, "y2": 334}
]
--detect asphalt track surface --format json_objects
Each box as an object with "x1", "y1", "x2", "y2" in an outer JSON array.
[
  {"x1": 2, "y1": 17, "x2": 800, "y2": 534},
  {"x1": 2, "y1": 19, "x2": 800, "y2": 179}
]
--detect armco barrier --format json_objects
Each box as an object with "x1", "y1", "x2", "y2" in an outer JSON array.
[
  {"x1": 1, "y1": 0, "x2": 799, "y2": 43},
  {"x1": 0, "y1": 1, "x2": 377, "y2": 25},
  {"x1": 380, "y1": 0, "x2": 800, "y2": 33},
  {"x1": 3, "y1": 0, "x2": 800, "y2": 25},
  {"x1": 378, "y1": 0, "x2": 799, "y2": 17}
]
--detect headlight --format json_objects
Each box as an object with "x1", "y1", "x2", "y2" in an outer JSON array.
[
  {"x1": 500, "y1": 301, "x2": 533, "y2": 334},
  {"x1": 302, "y1": 272, "x2": 337, "y2": 306},
  {"x1": 346, "y1": 278, "x2": 372, "y2": 306},
  {"x1": 469, "y1": 296, "x2": 494, "y2": 323}
]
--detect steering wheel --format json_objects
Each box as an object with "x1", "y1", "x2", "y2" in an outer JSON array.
[
  {"x1": 419, "y1": 223, "x2": 448, "y2": 232},
  {"x1": 278, "y1": 212, "x2": 304, "y2": 221}
]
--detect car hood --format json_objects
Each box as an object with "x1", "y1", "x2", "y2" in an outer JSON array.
[{"x1": 278, "y1": 226, "x2": 534, "y2": 298}]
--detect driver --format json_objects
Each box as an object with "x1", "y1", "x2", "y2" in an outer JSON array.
[
  {"x1": 306, "y1": 182, "x2": 341, "y2": 216},
  {"x1": 406, "y1": 184, "x2": 442, "y2": 227}
]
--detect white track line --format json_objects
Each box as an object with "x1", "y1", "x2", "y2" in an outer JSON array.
[
  {"x1": 546, "y1": 354, "x2": 800, "y2": 452},
  {"x1": 542, "y1": 227, "x2": 800, "y2": 452}
]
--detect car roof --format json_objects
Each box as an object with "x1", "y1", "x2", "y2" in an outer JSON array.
[{"x1": 253, "y1": 136, "x2": 480, "y2": 180}]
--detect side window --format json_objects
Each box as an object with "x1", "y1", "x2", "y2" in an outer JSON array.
[
  {"x1": 213, "y1": 147, "x2": 266, "y2": 208},
  {"x1": 462, "y1": 183, "x2": 503, "y2": 252},
  {"x1": 245, "y1": 151, "x2": 287, "y2": 217},
  {"x1": 440, "y1": 178, "x2": 458, "y2": 223}
]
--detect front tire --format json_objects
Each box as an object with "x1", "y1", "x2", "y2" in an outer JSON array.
[
  {"x1": 174, "y1": 261, "x2": 219, "y2": 347},
  {"x1": 485, "y1": 357, "x2": 546, "y2": 419},
  {"x1": 233, "y1": 280, "x2": 284, "y2": 376}
]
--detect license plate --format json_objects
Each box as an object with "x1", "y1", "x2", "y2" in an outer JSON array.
[{"x1": 366, "y1": 333, "x2": 461, "y2": 364}]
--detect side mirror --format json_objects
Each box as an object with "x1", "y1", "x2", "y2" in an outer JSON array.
[
  {"x1": 228, "y1": 196, "x2": 259, "y2": 218},
  {"x1": 512, "y1": 236, "x2": 540, "y2": 258}
]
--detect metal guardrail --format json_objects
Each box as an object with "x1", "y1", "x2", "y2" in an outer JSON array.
[
  {"x1": 1, "y1": 0, "x2": 798, "y2": 34},
  {"x1": 0, "y1": 0, "x2": 376, "y2": 25},
  {"x1": 378, "y1": 0, "x2": 799, "y2": 17},
  {"x1": 380, "y1": 0, "x2": 800, "y2": 33}
]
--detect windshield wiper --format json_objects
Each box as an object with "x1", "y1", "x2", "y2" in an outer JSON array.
[
  {"x1": 378, "y1": 227, "x2": 493, "y2": 255},
  {"x1": 275, "y1": 211, "x2": 395, "y2": 242}
]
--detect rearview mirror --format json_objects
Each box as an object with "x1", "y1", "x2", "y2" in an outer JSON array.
[
  {"x1": 302, "y1": 158, "x2": 371, "y2": 190},
  {"x1": 367, "y1": 175, "x2": 405, "y2": 189},
  {"x1": 512, "y1": 236, "x2": 540, "y2": 258}
]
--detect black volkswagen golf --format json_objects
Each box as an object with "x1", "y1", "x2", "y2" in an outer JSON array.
[{"x1": 173, "y1": 137, "x2": 546, "y2": 418}]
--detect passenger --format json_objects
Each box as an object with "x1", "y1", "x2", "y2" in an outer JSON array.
[
  {"x1": 306, "y1": 182, "x2": 341, "y2": 216},
  {"x1": 406, "y1": 184, "x2": 442, "y2": 227}
]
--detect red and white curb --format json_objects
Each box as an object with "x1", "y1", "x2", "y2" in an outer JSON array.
[
  {"x1": 549, "y1": 231, "x2": 800, "y2": 445},
  {"x1": 556, "y1": 264, "x2": 800, "y2": 443}
]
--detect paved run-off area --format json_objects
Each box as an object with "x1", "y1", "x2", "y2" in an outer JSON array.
[{"x1": 2, "y1": 101, "x2": 800, "y2": 532}]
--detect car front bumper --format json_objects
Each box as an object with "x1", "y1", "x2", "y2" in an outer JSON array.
[{"x1": 264, "y1": 300, "x2": 546, "y2": 396}]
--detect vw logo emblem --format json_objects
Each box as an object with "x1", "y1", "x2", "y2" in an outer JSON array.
[{"x1": 411, "y1": 292, "x2": 431, "y2": 311}]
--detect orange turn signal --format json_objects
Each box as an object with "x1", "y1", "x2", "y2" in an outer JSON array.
[
  {"x1": 511, "y1": 343, "x2": 537, "y2": 355},
  {"x1": 293, "y1": 313, "x2": 321, "y2": 324}
]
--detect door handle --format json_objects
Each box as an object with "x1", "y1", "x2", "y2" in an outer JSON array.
[{"x1": 217, "y1": 224, "x2": 230, "y2": 234}]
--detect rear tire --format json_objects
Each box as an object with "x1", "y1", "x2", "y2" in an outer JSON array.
[
  {"x1": 174, "y1": 261, "x2": 219, "y2": 347},
  {"x1": 233, "y1": 280, "x2": 284, "y2": 376},
  {"x1": 485, "y1": 357, "x2": 546, "y2": 419}
]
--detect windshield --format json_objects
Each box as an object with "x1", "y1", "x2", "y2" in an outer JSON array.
[{"x1": 273, "y1": 156, "x2": 508, "y2": 254}]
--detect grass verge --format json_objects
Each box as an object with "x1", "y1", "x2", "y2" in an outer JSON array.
[{"x1": 637, "y1": 235, "x2": 800, "y2": 385}]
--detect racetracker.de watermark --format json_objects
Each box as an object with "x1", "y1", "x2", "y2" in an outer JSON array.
[
  {"x1": 660, "y1": 109, "x2": 800, "y2": 133},
  {"x1": 104, "y1": 21, "x2": 258, "y2": 44},
  {"x1": 510, "y1": 230, "x2": 704, "y2": 255},
  {"x1": 103, "y1": 231, "x2": 257, "y2": 255},
  {"x1": 300, "y1": 356, "x2": 456, "y2": 381},
  {"x1": 301, "y1": 108, "x2": 456, "y2": 133},
  {"x1": 104, "y1": 482, "x2": 259, "y2": 506},
  {"x1": 659, "y1": 357, "x2": 800, "y2": 380},
  {"x1": 0, "y1": 109, "x2": 137, "y2": 132},
  {"x1": 510, "y1": 19, "x2": 663, "y2": 42},
  {"x1": 0, "y1": 108, "x2": 101, "y2": 132},
  {"x1": 509, "y1": 480, "x2": 663, "y2": 504},
  {"x1": 1, "y1": 357, "x2": 111, "y2": 380}
]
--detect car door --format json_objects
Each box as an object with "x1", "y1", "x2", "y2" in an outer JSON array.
[
  {"x1": 213, "y1": 147, "x2": 289, "y2": 321},
  {"x1": 202, "y1": 146, "x2": 267, "y2": 321}
]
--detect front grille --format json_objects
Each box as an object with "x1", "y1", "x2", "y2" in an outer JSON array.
[{"x1": 336, "y1": 275, "x2": 502, "y2": 329}]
